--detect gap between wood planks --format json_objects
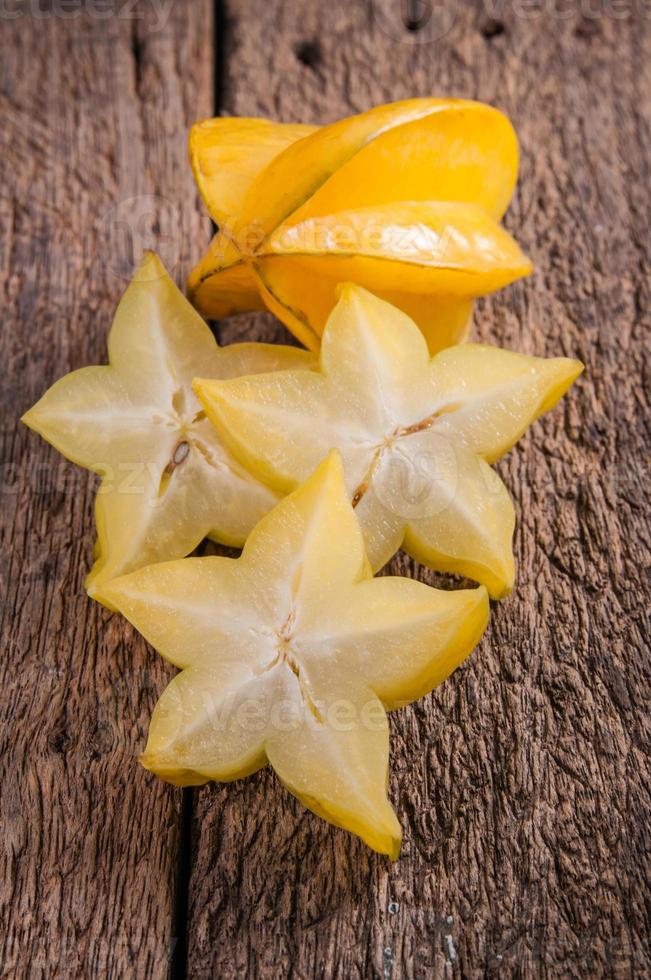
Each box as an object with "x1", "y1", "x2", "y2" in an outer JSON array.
[{"x1": 170, "y1": 3, "x2": 228, "y2": 977}]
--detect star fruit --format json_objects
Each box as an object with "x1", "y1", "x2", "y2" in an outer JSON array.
[
  {"x1": 194, "y1": 286, "x2": 583, "y2": 600},
  {"x1": 187, "y1": 99, "x2": 533, "y2": 354},
  {"x1": 97, "y1": 452, "x2": 490, "y2": 857},
  {"x1": 21, "y1": 252, "x2": 313, "y2": 600}
]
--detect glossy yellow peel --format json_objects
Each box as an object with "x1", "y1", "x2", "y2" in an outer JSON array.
[
  {"x1": 189, "y1": 117, "x2": 318, "y2": 317},
  {"x1": 188, "y1": 99, "x2": 532, "y2": 353},
  {"x1": 189, "y1": 116, "x2": 318, "y2": 228},
  {"x1": 22, "y1": 252, "x2": 314, "y2": 600},
  {"x1": 195, "y1": 286, "x2": 583, "y2": 598},
  {"x1": 97, "y1": 452, "x2": 489, "y2": 857}
]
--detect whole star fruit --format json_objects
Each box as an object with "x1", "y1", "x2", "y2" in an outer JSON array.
[
  {"x1": 194, "y1": 285, "x2": 583, "y2": 600},
  {"x1": 187, "y1": 98, "x2": 533, "y2": 354},
  {"x1": 21, "y1": 251, "x2": 314, "y2": 604},
  {"x1": 97, "y1": 451, "x2": 490, "y2": 858}
]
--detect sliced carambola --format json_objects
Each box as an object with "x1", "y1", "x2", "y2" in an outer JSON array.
[
  {"x1": 21, "y1": 251, "x2": 313, "y2": 600},
  {"x1": 187, "y1": 98, "x2": 532, "y2": 353},
  {"x1": 195, "y1": 285, "x2": 583, "y2": 599},
  {"x1": 98, "y1": 452, "x2": 489, "y2": 857}
]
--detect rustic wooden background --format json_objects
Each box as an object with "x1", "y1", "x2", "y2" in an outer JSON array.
[{"x1": 1, "y1": 1, "x2": 649, "y2": 977}]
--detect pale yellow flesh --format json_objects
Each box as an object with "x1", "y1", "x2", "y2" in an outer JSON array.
[
  {"x1": 98, "y1": 453, "x2": 490, "y2": 857},
  {"x1": 195, "y1": 286, "x2": 583, "y2": 598},
  {"x1": 188, "y1": 98, "x2": 530, "y2": 352},
  {"x1": 21, "y1": 251, "x2": 314, "y2": 601}
]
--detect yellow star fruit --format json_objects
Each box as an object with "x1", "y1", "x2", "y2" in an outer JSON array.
[
  {"x1": 21, "y1": 252, "x2": 313, "y2": 600},
  {"x1": 195, "y1": 286, "x2": 583, "y2": 599},
  {"x1": 97, "y1": 452, "x2": 489, "y2": 857},
  {"x1": 187, "y1": 99, "x2": 533, "y2": 353}
]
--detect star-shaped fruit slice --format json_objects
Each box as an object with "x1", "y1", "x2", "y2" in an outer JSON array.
[
  {"x1": 97, "y1": 452, "x2": 489, "y2": 857},
  {"x1": 21, "y1": 252, "x2": 313, "y2": 600},
  {"x1": 195, "y1": 286, "x2": 583, "y2": 599}
]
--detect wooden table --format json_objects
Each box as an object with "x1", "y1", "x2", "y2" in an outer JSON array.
[{"x1": 2, "y1": 2, "x2": 649, "y2": 977}]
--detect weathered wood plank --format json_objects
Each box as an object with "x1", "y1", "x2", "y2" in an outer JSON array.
[
  {"x1": 188, "y1": 2, "x2": 651, "y2": 977},
  {"x1": 0, "y1": 6, "x2": 212, "y2": 977}
]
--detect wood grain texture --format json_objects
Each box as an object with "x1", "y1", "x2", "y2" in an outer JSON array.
[
  {"x1": 0, "y1": 5, "x2": 212, "y2": 978},
  {"x1": 187, "y1": 2, "x2": 651, "y2": 978}
]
